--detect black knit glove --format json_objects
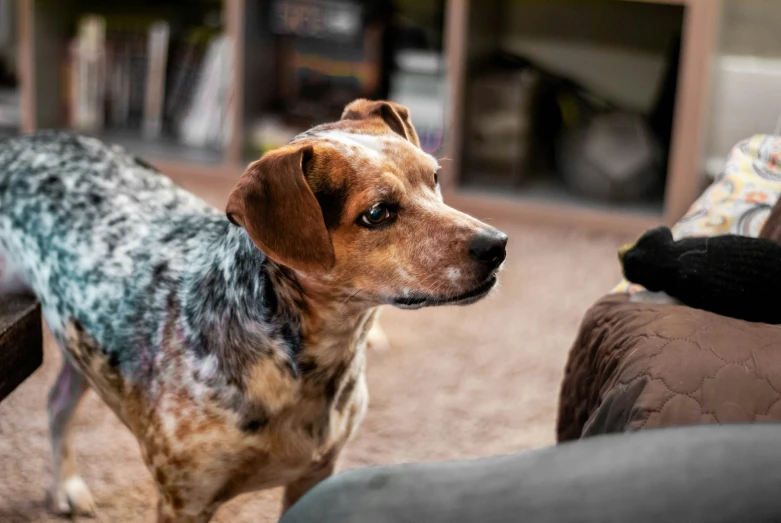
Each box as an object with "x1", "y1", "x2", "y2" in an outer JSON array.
[{"x1": 619, "y1": 226, "x2": 781, "y2": 324}]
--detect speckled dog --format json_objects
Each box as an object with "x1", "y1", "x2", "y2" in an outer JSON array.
[{"x1": 0, "y1": 99, "x2": 507, "y2": 522}]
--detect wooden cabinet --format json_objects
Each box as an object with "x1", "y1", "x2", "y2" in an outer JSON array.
[
  {"x1": 442, "y1": 0, "x2": 721, "y2": 232},
  {"x1": 16, "y1": 0, "x2": 720, "y2": 233}
]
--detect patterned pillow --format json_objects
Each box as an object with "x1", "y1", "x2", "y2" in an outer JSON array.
[{"x1": 613, "y1": 134, "x2": 781, "y2": 294}]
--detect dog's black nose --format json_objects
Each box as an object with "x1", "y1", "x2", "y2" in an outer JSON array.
[{"x1": 469, "y1": 229, "x2": 508, "y2": 268}]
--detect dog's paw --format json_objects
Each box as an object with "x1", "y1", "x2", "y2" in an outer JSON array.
[
  {"x1": 629, "y1": 290, "x2": 680, "y2": 305},
  {"x1": 50, "y1": 476, "x2": 97, "y2": 517},
  {"x1": 366, "y1": 324, "x2": 391, "y2": 352}
]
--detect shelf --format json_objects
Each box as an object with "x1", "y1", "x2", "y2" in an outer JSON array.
[
  {"x1": 19, "y1": 0, "x2": 236, "y2": 162},
  {"x1": 15, "y1": 0, "x2": 720, "y2": 233},
  {"x1": 85, "y1": 130, "x2": 242, "y2": 180},
  {"x1": 148, "y1": 158, "x2": 242, "y2": 181},
  {"x1": 446, "y1": 187, "x2": 662, "y2": 235},
  {"x1": 96, "y1": 130, "x2": 224, "y2": 165},
  {"x1": 465, "y1": 174, "x2": 663, "y2": 211},
  {"x1": 452, "y1": 159, "x2": 664, "y2": 234},
  {"x1": 441, "y1": 0, "x2": 720, "y2": 228}
]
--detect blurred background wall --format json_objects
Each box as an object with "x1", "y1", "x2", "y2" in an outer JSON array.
[{"x1": 707, "y1": 0, "x2": 781, "y2": 179}]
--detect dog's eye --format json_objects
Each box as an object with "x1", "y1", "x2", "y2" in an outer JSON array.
[
  {"x1": 434, "y1": 172, "x2": 438, "y2": 185},
  {"x1": 360, "y1": 203, "x2": 393, "y2": 227}
]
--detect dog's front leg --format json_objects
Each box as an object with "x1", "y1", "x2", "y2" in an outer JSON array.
[
  {"x1": 282, "y1": 451, "x2": 340, "y2": 512},
  {"x1": 47, "y1": 357, "x2": 97, "y2": 517}
]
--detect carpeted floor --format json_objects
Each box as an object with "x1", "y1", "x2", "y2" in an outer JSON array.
[{"x1": 0, "y1": 173, "x2": 632, "y2": 522}]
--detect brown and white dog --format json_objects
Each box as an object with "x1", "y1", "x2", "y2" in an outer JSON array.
[{"x1": 0, "y1": 99, "x2": 507, "y2": 521}]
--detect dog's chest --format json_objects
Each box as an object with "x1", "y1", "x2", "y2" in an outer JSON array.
[
  {"x1": 142, "y1": 352, "x2": 369, "y2": 496},
  {"x1": 59, "y1": 270, "x2": 372, "y2": 499}
]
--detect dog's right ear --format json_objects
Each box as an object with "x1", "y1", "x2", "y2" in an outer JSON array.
[
  {"x1": 226, "y1": 145, "x2": 335, "y2": 273},
  {"x1": 341, "y1": 99, "x2": 421, "y2": 148}
]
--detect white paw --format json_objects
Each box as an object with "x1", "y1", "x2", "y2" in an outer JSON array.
[
  {"x1": 50, "y1": 476, "x2": 97, "y2": 517},
  {"x1": 366, "y1": 324, "x2": 391, "y2": 352},
  {"x1": 630, "y1": 290, "x2": 680, "y2": 305}
]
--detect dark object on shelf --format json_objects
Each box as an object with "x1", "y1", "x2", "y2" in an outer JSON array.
[
  {"x1": 465, "y1": 69, "x2": 543, "y2": 185},
  {"x1": 554, "y1": 33, "x2": 682, "y2": 204},
  {"x1": 271, "y1": 0, "x2": 395, "y2": 124},
  {"x1": 648, "y1": 33, "x2": 682, "y2": 169},
  {"x1": 464, "y1": 52, "x2": 560, "y2": 187},
  {"x1": 547, "y1": 62, "x2": 662, "y2": 203},
  {"x1": 556, "y1": 109, "x2": 662, "y2": 203},
  {"x1": 0, "y1": 295, "x2": 43, "y2": 403},
  {"x1": 619, "y1": 226, "x2": 781, "y2": 324},
  {"x1": 464, "y1": 50, "x2": 664, "y2": 202},
  {"x1": 0, "y1": 55, "x2": 16, "y2": 89}
]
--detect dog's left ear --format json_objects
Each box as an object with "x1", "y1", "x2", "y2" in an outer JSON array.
[
  {"x1": 341, "y1": 99, "x2": 421, "y2": 148},
  {"x1": 226, "y1": 145, "x2": 335, "y2": 273}
]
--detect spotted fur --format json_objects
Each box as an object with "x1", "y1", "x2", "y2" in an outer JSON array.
[{"x1": 0, "y1": 100, "x2": 506, "y2": 522}]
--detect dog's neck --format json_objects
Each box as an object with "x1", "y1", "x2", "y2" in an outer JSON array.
[
  {"x1": 183, "y1": 222, "x2": 375, "y2": 387},
  {"x1": 293, "y1": 269, "x2": 378, "y2": 361}
]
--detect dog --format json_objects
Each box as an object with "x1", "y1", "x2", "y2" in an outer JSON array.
[{"x1": 0, "y1": 99, "x2": 507, "y2": 522}]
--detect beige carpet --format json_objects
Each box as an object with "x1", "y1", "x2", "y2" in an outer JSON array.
[{"x1": 0, "y1": 173, "x2": 632, "y2": 522}]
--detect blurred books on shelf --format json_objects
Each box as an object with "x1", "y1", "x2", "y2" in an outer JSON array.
[
  {"x1": 164, "y1": 34, "x2": 208, "y2": 142},
  {"x1": 143, "y1": 21, "x2": 170, "y2": 140},
  {"x1": 63, "y1": 14, "x2": 231, "y2": 151},
  {"x1": 178, "y1": 33, "x2": 233, "y2": 150},
  {"x1": 69, "y1": 15, "x2": 106, "y2": 132}
]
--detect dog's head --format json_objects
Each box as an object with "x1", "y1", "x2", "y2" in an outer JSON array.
[{"x1": 227, "y1": 99, "x2": 507, "y2": 309}]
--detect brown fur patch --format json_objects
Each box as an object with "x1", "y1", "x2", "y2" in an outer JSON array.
[{"x1": 244, "y1": 356, "x2": 301, "y2": 413}]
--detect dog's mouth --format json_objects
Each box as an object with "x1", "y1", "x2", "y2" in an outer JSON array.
[{"x1": 391, "y1": 274, "x2": 498, "y2": 310}]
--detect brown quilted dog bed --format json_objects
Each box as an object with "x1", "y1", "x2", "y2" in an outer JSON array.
[
  {"x1": 557, "y1": 294, "x2": 781, "y2": 441},
  {"x1": 558, "y1": 176, "x2": 781, "y2": 442}
]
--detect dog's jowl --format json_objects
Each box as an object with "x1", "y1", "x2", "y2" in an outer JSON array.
[{"x1": 0, "y1": 99, "x2": 507, "y2": 522}]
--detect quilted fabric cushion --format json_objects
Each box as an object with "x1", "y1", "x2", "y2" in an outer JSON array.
[
  {"x1": 557, "y1": 294, "x2": 781, "y2": 442},
  {"x1": 558, "y1": 135, "x2": 781, "y2": 442}
]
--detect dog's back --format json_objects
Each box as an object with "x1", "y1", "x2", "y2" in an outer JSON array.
[{"x1": 0, "y1": 131, "x2": 221, "y2": 345}]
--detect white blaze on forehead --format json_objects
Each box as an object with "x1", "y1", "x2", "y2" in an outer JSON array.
[
  {"x1": 317, "y1": 130, "x2": 440, "y2": 171},
  {"x1": 318, "y1": 130, "x2": 385, "y2": 159}
]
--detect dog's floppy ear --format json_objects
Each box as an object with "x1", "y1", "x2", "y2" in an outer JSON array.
[
  {"x1": 341, "y1": 99, "x2": 421, "y2": 148},
  {"x1": 226, "y1": 145, "x2": 335, "y2": 273}
]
